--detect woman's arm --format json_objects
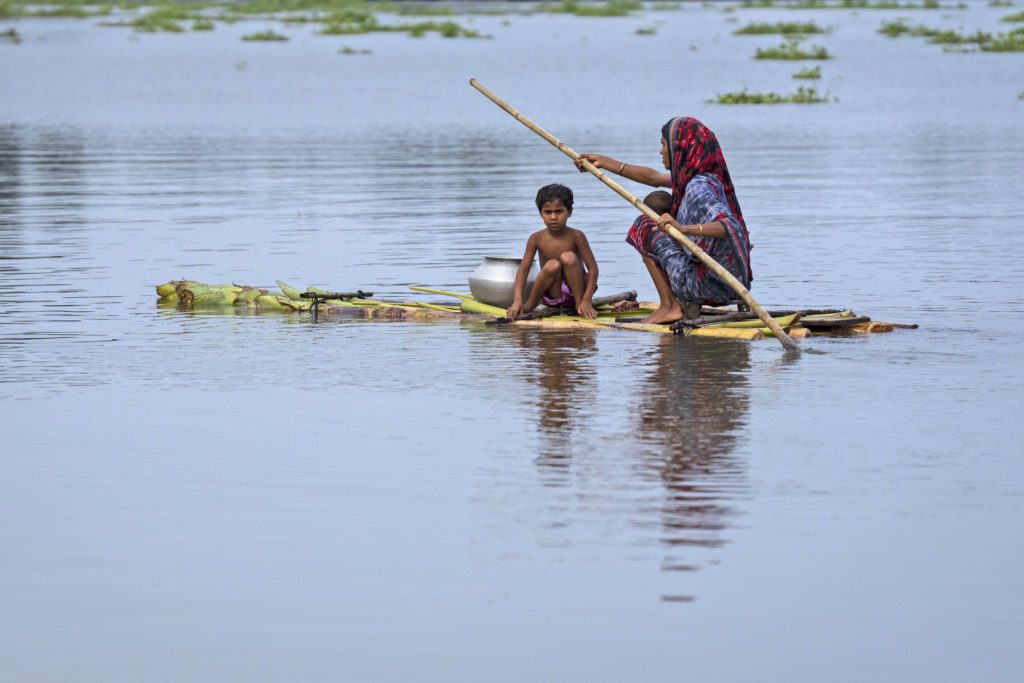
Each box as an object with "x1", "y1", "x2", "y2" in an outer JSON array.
[
  {"x1": 655, "y1": 214, "x2": 727, "y2": 238},
  {"x1": 575, "y1": 153, "x2": 671, "y2": 188}
]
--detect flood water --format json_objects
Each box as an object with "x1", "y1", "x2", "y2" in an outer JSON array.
[{"x1": 2, "y1": 3, "x2": 1024, "y2": 680}]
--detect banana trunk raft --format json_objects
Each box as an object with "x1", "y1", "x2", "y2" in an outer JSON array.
[{"x1": 155, "y1": 280, "x2": 916, "y2": 340}]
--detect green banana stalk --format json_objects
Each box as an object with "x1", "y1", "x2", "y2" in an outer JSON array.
[
  {"x1": 409, "y1": 285, "x2": 476, "y2": 301},
  {"x1": 234, "y1": 287, "x2": 264, "y2": 305},
  {"x1": 277, "y1": 281, "x2": 304, "y2": 301},
  {"x1": 460, "y1": 299, "x2": 506, "y2": 316},
  {"x1": 255, "y1": 295, "x2": 290, "y2": 312},
  {"x1": 192, "y1": 290, "x2": 237, "y2": 307}
]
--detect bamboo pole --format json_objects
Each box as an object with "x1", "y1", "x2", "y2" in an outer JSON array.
[{"x1": 468, "y1": 78, "x2": 800, "y2": 354}]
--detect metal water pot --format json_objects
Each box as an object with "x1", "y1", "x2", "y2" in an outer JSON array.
[{"x1": 468, "y1": 256, "x2": 538, "y2": 308}]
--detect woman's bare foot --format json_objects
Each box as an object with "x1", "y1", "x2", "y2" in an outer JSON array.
[{"x1": 642, "y1": 302, "x2": 683, "y2": 324}]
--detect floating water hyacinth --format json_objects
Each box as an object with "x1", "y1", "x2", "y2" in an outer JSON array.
[
  {"x1": 793, "y1": 65, "x2": 823, "y2": 79},
  {"x1": 755, "y1": 38, "x2": 832, "y2": 59},
  {"x1": 744, "y1": 0, "x2": 957, "y2": 8},
  {"x1": 712, "y1": 86, "x2": 830, "y2": 104},
  {"x1": 735, "y1": 21, "x2": 829, "y2": 35},
  {"x1": 879, "y1": 19, "x2": 1024, "y2": 50},
  {"x1": 242, "y1": 29, "x2": 289, "y2": 41}
]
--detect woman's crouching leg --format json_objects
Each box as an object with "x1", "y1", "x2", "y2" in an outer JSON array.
[{"x1": 648, "y1": 234, "x2": 697, "y2": 304}]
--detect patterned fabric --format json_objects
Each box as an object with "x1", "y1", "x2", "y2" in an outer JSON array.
[
  {"x1": 626, "y1": 116, "x2": 752, "y2": 283},
  {"x1": 646, "y1": 174, "x2": 751, "y2": 305},
  {"x1": 542, "y1": 272, "x2": 587, "y2": 308}
]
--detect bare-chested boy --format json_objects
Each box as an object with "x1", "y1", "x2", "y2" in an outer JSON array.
[{"x1": 507, "y1": 184, "x2": 599, "y2": 320}]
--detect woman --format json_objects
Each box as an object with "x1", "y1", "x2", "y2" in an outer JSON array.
[{"x1": 576, "y1": 117, "x2": 752, "y2": 324}]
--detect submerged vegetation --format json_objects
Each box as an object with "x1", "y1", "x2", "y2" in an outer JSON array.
[
  {"x1": 338, "y1": 44, "x2": 371, "y2": 54},
  {"x1": 755, "y1": 37, "x2": 832, "y2": 59},
  {"x1": 712, "y1": 86, "x2": 830, "y2": 104},
  {"x1": 1002, "y1": 10, "x2": 1024, "y2": 22},
  {"x1": 792, "y1": 64, "x2": 822, "y2": 78},
  {"x1": 880, "y1": 19, "x2": 1024, "y2": 50},
  {"x1": 735, "y1": 21, "x2": 829, "y2": 35}
]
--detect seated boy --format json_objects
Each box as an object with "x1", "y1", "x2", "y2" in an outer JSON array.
[{"x1": 507, "y1": 183, "x2": 599, "y2": 319}]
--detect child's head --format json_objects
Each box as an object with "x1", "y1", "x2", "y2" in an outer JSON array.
[
  {"x1": 535, "y1": 184, "x2": 574, "y2": 214},
  {"x1": 644, "y1": 190, "x2": 673, "y2": 216}
]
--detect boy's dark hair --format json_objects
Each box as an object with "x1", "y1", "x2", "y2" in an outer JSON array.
[
  {"x1": 535, "y1": 184, "x2": 574, "y2": 212},
  {"x1": 644, "y1": 190, "x2": 673, "y2": 216}
]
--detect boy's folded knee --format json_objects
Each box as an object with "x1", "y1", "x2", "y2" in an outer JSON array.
[{"x1": 542, "y1": 259, "x2": 562, "y2": 274}]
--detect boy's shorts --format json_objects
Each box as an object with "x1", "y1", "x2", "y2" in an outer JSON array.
[{"x1": 542, "y1": 273, "x2": 587, "y2": 309}]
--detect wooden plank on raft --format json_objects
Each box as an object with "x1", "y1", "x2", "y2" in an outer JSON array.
[
  {"x1": 800, "y1": 316, "x2": 872, "y2": 329},
  {"x1": 851, "y1": 322, "x2": 894, "y2": 333}
]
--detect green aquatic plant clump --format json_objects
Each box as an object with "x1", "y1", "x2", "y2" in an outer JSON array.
[
  {"x1": 925, "y1": 28, "x2": 992, "y2": 44},
  {"x1": 319, "y1": 6, "x2": 379, "y2": 34},
  {"x1": 242, "y1": 29, "x2": 289, "y2": 40},
  {"x1": 405, "y1": 20, "x2": 481, "y2": 38},
  {"x1": 878, "y1": 18, "x2": 913, "y2": 36},
  {"x1": 1001, "y1": 10, "x2": 1024, "y2": 22},
  {"x1": 192, "y1": 17, "x2": 214, "y2": 30},
  {"x1": 539, "y1": 0, "x2": 643, "y2": 17},
  {"x1": 635, "y1": 25, "x2": 656, "y2": 35},
  {"x1": 338, "y1": 44, "x2": 371, "y2": 54},
  {"x1": 17, "y1": 3, "x2": 114, "y2": 18},
  {"x1": 2, "y1": 26, "x2": 21, "y2": 42},
  {"x1": 712, "y1": 86, "x2": 830, "y2": 104},
  {"x1": 230, "y1": 0, "x2": 364, "y2": 14},
  {"x1": 130, "y1": 5, "x2": 195, "y2": 33},
  {"x1": 394, "y1": 4, "x2": 456, "y2": 16},
  {"x1": 755, "y1": 37, "x2": 832, "y2": 59},
  {"x1": 880, "y1": 19, "x2": 1024, "y2": 49},
  {"x1": 743, "y1": 0, "x2": 954, "y2": 7},
  {"x1": 793, "y1": 64, "x2": 822, "y2": 78},
  {"x1": 735, "y1": 21, "x2": 828, "y2": 35},
  {"x1": 316, "y1": 6, "x2": 481, "y2": 38},
  {"x1": 982, "y1": 27, "x2": 1024, "y2": 50}
]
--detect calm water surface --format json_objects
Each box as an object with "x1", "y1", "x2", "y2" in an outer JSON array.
[{"x1": 2, "y1": 4, "x2": 1023, "y2": 681}]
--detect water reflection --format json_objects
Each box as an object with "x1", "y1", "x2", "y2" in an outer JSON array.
[
  {"x1": 0, "y1": 125, "x2": 21, "y2": 234},
  {"x1": 632, "y1": 338, "x2": 751, "y2": 592},
  {"x1": 505, "y1": 327, "x2": 598, "y2": 486}
]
